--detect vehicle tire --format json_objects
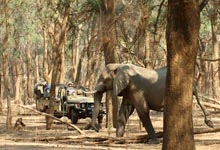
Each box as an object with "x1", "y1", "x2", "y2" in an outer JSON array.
[{"x1": 70, "y1": 109, "x2": 78, "y2": 124}]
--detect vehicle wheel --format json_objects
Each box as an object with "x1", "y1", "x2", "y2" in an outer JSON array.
[{"x1": 70, "y1": 109, "x2": 78, "y2": 124}]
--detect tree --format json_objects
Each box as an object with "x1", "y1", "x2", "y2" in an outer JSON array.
[
  {"x1": 26, "y1": 38, "x2": 34, "y2": 104},
  {"x1": 42, "y1": 29, "x2": 51, "y2": 83},
  {"x1": 85, "y1": 14, "x2": 99, "y2": 89},
  {"x1": 133, "y1": 1, "x2": 150, "y2": 67},
  {"x1": 100, "y1": 0, "x2": 118, "y2": 129},
  {"x1": 162, "y1": 1, "x2": 200, "y2": 149},
  {"x1": 0, "y1": 73, "x2": 2, "y2": 113},
  {"x1": 210, "y1": 0, "x2": 220, "y2": 103},
  {"x1": 46, "y1": 0, "x2": 70, "y2": 130},
  {"x1": 2, "y1": 0, "x2": 12, "y2": 130}
]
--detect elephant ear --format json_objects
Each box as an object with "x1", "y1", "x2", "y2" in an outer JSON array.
[{"x1": 113, "y1": 65, "x2": 130, "y2": 96}]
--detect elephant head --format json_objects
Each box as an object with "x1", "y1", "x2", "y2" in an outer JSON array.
[
  {"x1": 90, "y1": 63, "x2": 127, "y2": 130},
  {"x1": 95, "y1": 64, "x2": 123, "y2": 91}
]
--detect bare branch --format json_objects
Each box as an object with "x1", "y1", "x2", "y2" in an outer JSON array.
[
  {"x1": 153, "y1": 0, "x2": 165, "y2": 35},
  {"x1": 198, "y1": 57, "x2": 220, "y2": 62},
  {"x1": 199, "y1": 0, "x2": 209, "y2": 12},
  {"x1": 18, "y1": 104, "x2": 84, "y2": 135}
]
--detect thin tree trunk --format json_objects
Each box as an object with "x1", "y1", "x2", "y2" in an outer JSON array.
[
  {"x1": 26, "y1": 39, "x2": 33, "y2": 104},
  {"x1": 101, "y1": 0, "x2": 117, "y2": 64},
  {"x1": 210, "y1": 0, "x2": 220, "y2": 103},
  {"x1": 144, "y1": 31, "x2": 152, "y2": 68},
  {"x1": 2, "y1": 0, "x2": 12, "y2": 130},
  {"x1": 100, "y1": 0, "x2": 118, "y2": 129},
  {"x1": 34, "y1": 50, "x2": 40, "y2": 82},
  {"x1": 10, "y1": 60, "x2": 16, "y2": 97},
  {"x1": 59, "y1": 43, "x2": 65, "y2": 83},
  {"x1": 43, "y1": 29, "x2": 51, "y2": 83},
  {"x1": 85, "y1": 15, "x2": 98, "y2": 89},
  {"x1": 163, "y1": 1, "x2": 200, "y2": 149},
  {"x1": 133, "y1": 1, "x2": 149, "y2": 66},
  {"x1": 12, "y1": 29, "x2": 23, "y2": 106},
  {"x1": 0, "y1": 74, "x2": 2, "y2": 113},
  {"x1": 72, "y1": 24, "x2": 82, "y2": 82},
  {"x1": 14, "y1": 58, "x2": 22, "y2": 105},
  {"x1": 46, "y1": 1, "x2": 70, "y2": 129},
  {"x1": 198, "y1": 38, "x2": 209, "y2": 94},
  {"x1": 75, "y1": 45, "x2": 88, "y2": 86}
]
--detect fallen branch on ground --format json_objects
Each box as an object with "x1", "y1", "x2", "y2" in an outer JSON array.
[
  {"x1": 194, "y1": 127, "x2": 220, "y2": 134},
  {"x1": 198, "y1": 95, "x2": 220, "y2": 105},
  {"x1": 201, "y1": 102, "x2": 220, "y2": 110},
  {"x1": 18, "y1": 104, "x2": 84, "y2": 135},
  {"x1": 9, "y1": 127, "x2": 220, "y2": 144}
]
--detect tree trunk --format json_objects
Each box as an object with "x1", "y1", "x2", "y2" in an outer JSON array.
[
  {"x1": 101, "y1": 0, "x2": 117, "y2": 64},
  {"x1": 34, "y1": 50, "x2": 40, "y2": 82},
  {"x1": 0, "y1": 74, "x2": 2, "y2": 113},
  {"x1": 162, "y1": 1, "x2": 200, "y2": 150},
  {"x1": 26, "y1": 38, "x2": 34, "y2": 104},
  {"x1": 85, "y1": 15, "x2": 98, "y2": 89},
  {"x1": 100, "y1": 0, "x2": 118, "y2": 129},
  {"x1": 72, "y1": 24, "x2": 82, "y2": 82},
  {"x1": 210, "y1": 0, "x2": 220, "y2": 103},
  {"x1": 46, "y1": 1, "x2": 70, "y2": 130},
  {"x1": 59, "y1": 41, "x2": 65, "y2": 84},
  {"x1": 43, "y1": 29, "x2": 51, "y2": 83},
  {"x1": 14, "y1": 58, "x2": 22, "y2": 105},
  {"x1": 75, "y1": 52, "x2": 83, "y2": 86},
  {"x1": 144, "y1": 31, "x2": 152, "y2": 69},
  {"x1": 133, "y1": 1, "x2": 149, "y2": 66},
  {"x1": 198, "y1": 38, "x2": 209, "y2": 94},
  {"x1": 2, "y1": 0, "x2": 12, "y2": 130},
  {"x1": 106, "y1": 91, "x2": 113, "y2": 129}
]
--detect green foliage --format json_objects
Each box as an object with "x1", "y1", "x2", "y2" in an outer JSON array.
[
  {"x1": 12, "y1": 48, "x2": 20, "y2": 57},
  {"x1": 200, "y1": 21, "x2": 211, "y2": 37},
  {"x1": 84, "y1": 0, "x2": 100, "y2": 12},
  {"x1": 200, "y1": 11, "x2": 211, "y2": 37},
  {"x1": 0, "y1": 0, "x2": 44, "y2": 61}
]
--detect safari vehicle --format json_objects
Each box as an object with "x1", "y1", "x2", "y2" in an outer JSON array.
[{"x1": 34, "y1": 82, "x2": 105, "y2": 124}]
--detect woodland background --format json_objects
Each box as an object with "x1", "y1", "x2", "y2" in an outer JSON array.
[{"x1": 0, "y1": 0, "x2": 219, "y2": 132}]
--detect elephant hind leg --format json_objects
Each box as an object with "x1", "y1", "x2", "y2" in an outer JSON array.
[
  {"x1": 116, "y1": 99, "x2": 135, "y2": 137},
  {"x1": 137, "y1": 109, "x2": 159, "y2": 144}
]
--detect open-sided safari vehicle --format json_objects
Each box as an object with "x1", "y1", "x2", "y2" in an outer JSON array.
[{"x1": 33, "y1": 82, "x2": 105, "y2": 124}]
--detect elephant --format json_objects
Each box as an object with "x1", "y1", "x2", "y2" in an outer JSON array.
[{"x1": 89, "y1": 63, "x2": 213, "y2": 144}]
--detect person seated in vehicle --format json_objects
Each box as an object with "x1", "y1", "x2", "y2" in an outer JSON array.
[
  {"x1": 67, "y1": 87, "x2": 76, "y2": 96},
  {"x1": 43, "y1": 83, "x2": 51, "y2": 98}
]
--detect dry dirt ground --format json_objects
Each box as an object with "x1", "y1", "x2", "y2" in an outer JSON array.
[{"x1": 0, "y1": 104, "x2": 220, "y2": 150}]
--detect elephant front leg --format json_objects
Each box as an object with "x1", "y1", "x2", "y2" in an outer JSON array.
[
  {"x1": 116, "y1": 100, "x2": 135, "y2": 137},
  {"x1": 137, "y1": 109, "x2": 159, "y2": 144}
]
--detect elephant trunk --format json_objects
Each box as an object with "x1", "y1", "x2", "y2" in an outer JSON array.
[{"x1": 91, "y1": 91, "x2": 104, "y2": 131}]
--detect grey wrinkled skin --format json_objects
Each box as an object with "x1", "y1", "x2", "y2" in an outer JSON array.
[{"x1": 90, "y1": 63, "x2": 212, "y2": 144}]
